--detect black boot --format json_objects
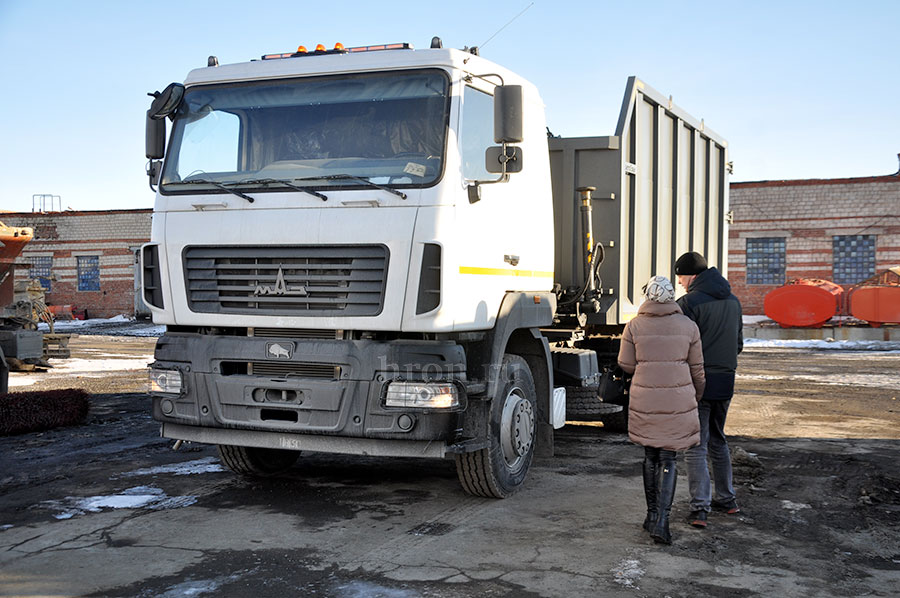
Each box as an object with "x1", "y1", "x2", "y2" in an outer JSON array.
[
  {"x1": 642, "y1": 454, "x2": 659, "y2": 532},
  {"x1": 651, "y1": 454, "x2": 677, "y2": 545}
]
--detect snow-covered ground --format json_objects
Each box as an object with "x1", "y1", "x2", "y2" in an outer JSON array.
[
  {"x1": 744, "y1": 338, "x2": 900, "y2": 351},
  {"x1": 737, "y1": 369, "x2": 899, "y2": 390},
  {"x1": 9, "y1": 354, "x2": 155, "y2": 388},
  {"x1": 38, "y1": 315, "x2": 165, "y2": 337},
  {"x1": 35, "y1": 315, "x2": 900, "y2": 352}
]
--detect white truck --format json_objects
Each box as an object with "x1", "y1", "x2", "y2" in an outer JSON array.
[{"x1": 143, "y1": 38, "x2": 729, "y2": 497}]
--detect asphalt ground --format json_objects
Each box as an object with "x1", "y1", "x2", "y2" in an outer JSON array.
[{"x1": 1, "y1": 334, "x2": 898, "y2": 597}]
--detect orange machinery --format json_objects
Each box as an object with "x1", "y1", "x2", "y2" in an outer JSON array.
[
  {"x1": 0, "y1": 220, "x2": 71, "y2": 378},
  {"x1": 0, "y1": 220, "x2": 34, "y2": 308}
]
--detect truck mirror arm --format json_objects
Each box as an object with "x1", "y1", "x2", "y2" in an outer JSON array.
[
  {"x1": 146, "y1": 161, "x2": 162, "y2": 192},
  {"x1": 467, "y1": 171, "x2": 509, "y2": 205}
]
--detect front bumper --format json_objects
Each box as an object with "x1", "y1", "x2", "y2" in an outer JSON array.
[{"x1": 150, "y1": 332, "x2": 470, "y2": 452}]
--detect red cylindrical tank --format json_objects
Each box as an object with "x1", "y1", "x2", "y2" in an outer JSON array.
[
  {"x1": 48, "y1": 305, "x2": 75, "y2": 320},
  {"x1": 848, "y1": 285, "x2": 900, "y2": 327},
  {"x1": 764, "y1": 279, "x2": 844, "y2": 328}
]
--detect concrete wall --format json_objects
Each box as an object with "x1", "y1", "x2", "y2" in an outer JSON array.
[
  {"x1": 3, "y1": 210, "x2": 152, "y2": 318},
  {"x1": 728, "y1": 173, "x2": 900, "y2": 314}
]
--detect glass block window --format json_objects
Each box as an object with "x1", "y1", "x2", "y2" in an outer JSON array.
[
  {"x1": 833, "y1": 235, "x2": 875, "y2": 285},
  {"x1": 77, "y1": 255, "x2": 100, "y2": 291},
  {"x1": 29, "y1": 256, "x2": 52, "y2": 291},
  {"x1": 746, "y1": 237, "x2": 786, "y2": 285}
]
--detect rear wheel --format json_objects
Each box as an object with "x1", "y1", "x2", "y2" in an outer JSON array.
[
  {"x1": 456, "y1": 354, "x2": 537, "y2": 498},
  {"x1": 217, "y1": 445, "x2": 300, "y2": 476},
  {"x1": 564, "y1": 386, "x2": 623, "y2": 419}
]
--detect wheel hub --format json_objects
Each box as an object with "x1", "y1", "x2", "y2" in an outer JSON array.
[{"x1": 500, "y1": 387, "x2": 535, "y2": 467}]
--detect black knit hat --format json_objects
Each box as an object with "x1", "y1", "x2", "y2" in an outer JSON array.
[{"x1": 674, "y1": 251, "x2": 708, "y2": 275}]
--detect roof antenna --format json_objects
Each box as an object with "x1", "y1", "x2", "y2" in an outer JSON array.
[{"x1": 479, "y1": 2, "x2": 535, "y2": 51}]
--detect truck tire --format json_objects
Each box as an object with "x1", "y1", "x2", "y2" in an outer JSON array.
[
  {"x1": 455, "y1": 354, "x2": 536, "y2": 498},
  {"x1": 217, "y1": 444, "x2": 300, "y2": 476},
  {"x1": 564, "y1": 386, "x2": 623, "y2": 419}
]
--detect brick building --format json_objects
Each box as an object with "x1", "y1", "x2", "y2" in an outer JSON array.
[
  {"x1": 727, "y1": 168, "x2": 900, "y2": 314},
  {"x1": 2, "y1": 209, "x2": 152, "y2": 318}
]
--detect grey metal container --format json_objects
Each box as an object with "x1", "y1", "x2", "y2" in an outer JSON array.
[
  {"x1": 0, "y1": 329, "x2": 44, "y2": 361},
  {"x1": 549, "y1": 77, "x2": 729, "y2": 326}
]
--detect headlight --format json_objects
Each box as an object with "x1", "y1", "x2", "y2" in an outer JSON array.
[
  {"x1": 149, "y1": 368, "x2": 183, "y2": 395},
  {"x1": 385, "y1": 382, "x2": 459, "y2": 409}
]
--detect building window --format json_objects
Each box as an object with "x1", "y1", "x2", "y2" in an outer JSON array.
[
  {"x1": 77, "y1": 256, "x2": 100, "y2": 291},
  {"x1": 833, "y1": 235, "x2": 875, "y2": 285},
  {"x1": 30, "y1": 256, "x2": 53, "y2": 291},
  {"x1": 746, "y1": 237, "x2": 786, "y2": 285}
]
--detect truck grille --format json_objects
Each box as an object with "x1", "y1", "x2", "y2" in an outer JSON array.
[
  {"x1": 250, "y1": 328, "x2": 341, "y2": 340},
  {"x1": 249, "y1": 362, "x2": 340, "y2": 379},
  {"x1": 184, "y1": 245, "x2": 388, "y2": 316}
]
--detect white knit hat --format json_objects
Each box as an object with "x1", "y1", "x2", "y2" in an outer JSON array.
[{"x1": 643, "y1": 275, "x2": 676, "y2": 303}]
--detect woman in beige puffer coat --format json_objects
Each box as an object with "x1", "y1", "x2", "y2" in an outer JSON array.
[{"x1": 618, "y1": 275, "x2": 705, "y2": 545}]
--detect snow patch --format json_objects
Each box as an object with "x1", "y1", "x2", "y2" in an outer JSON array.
[
  {"x1": 332, "y1": 581, "x2": 420, "y2": 598},
  {"x1": 120, "y1": 457, "x2": 225, "y2": 477},
  {"x1": 8, "y1": 355, "x2": 153, "y2": 387},
  {"x1": 38, "y1": 315, "x2": 132, "y2": 330},
  {"x1": 781, "y1": 500, "x2": 811, "y2": 513},
  {"x1": 154, "y1": 572, "x2": 250, "y2": 598},
  {"x1": 41, "y1": 486, "x2": 196, "y2": 519},
  {"x1": 50, "y1": 357, "x2": 153, "y2": 373},
  {"x1": 611, "y1": 558, "x2": 644, "y2": 588},
  {"x1": 738, "y1": 371, "x2": 899, "y2": 390},
  {"x1": 745, "y1": 338, "x2": 900, "y2": 352},
  {"x1": 38, "y1": 316, "x2": 165, "y2": 337},
  {"x1": 6, "y1": 376, "x2": 37, "y2": 388}
]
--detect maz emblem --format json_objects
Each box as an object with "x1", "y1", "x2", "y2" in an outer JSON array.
[
  {"x1": 266, "y1": 342, "x2": 294, "y2": 360},
  {"x1": 254, "y1": 266, "x2": 309, "y2": 297}
]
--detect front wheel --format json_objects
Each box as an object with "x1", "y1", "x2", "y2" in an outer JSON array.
[
  {"x1": 217, "y1": 445, "x2": 300, "y2": 477},
  {"x1": 455, "y1": 354, "x2": 537, "y2": 498}
]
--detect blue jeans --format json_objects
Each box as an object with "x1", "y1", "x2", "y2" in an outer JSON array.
[{"x1": 685, "y1": 399, "x2": 736, "y2": 512}]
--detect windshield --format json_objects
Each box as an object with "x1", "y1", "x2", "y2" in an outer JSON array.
[{"x1": 160, "y1": 69, "x2": 449, "y2": 194}]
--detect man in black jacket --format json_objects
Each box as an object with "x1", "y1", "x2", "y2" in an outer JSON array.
[{"x1": 674, "y1": 251, "x2": 743, "y2": 528}]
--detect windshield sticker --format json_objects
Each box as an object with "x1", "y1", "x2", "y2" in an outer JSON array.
[{"x1": 403, "y1": 162, "x2": 427, "y2": 178}]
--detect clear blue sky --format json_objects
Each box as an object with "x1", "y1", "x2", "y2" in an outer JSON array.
[{"x1": 1, "y1": 0, "x2": 898, "y2": 213}]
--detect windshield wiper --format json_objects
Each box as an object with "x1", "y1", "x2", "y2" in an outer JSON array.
[
  {"x1": 298, "y1": 174, "x2": 407, "y2": 199},
  {"x1": 170, "y1": 179, "x2": 255, "y2": 203},
  {"x1": 234, "y1": 178, "x2": 328, "y2": 201}
]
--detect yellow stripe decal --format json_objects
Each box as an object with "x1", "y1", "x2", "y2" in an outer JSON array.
[{"x1": 459, "y1": 266, "x2": 554, "y2": 278}]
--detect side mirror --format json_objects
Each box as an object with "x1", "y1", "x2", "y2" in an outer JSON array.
[
  {"x1": 145, "y1": 114, "x2": 166, "y2": 159},
  {"x1": 148, "y1": 82, "x2": 184, "y2": 120},
  {"x1": 494, "y1": 85, "x2": 523, "y2": 144},
  {"x1": 468, "y1": 84, "x2": 525, "y2": 202},
  {"x1": 145, "y1": 82, "x2": 183, "y2": 162},
  {"x1": 485, "y1": 145, "x2": 524, "y2": 174}
]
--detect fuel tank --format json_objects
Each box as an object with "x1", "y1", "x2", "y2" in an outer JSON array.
[{"x1": 764, "y1": 279, "x2": 843, "y2": 328}]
